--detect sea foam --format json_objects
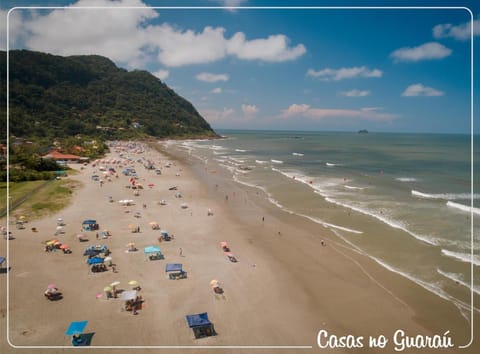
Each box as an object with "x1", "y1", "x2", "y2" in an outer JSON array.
[
  {"x1": 396, "y1": 177, "x2": 418, "y2": 182},
  {"x1": 412, "y1": 190, "x2": 480, "y2": 200},
  {"x1": 322, "y1": 196, "x2": 439, "y2": 246},
  {"x1": 437, "y1": 269, "x2": 480, "y2": 295},
  {"x1": 441, "y1": 249, "x2": 480, "y2": 267},
  {"x1": 446, "y1": 201, "x2": 480, "y2": 216}
]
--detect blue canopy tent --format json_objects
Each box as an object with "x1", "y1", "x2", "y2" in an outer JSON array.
[
  {"x1": 83, "y1": 249, "x2": 101, "y2": 257},
  {"x1": 165, "y1": 263, "x2": 186, "y2": 279},
  {"x1": 165, "y1": 263, "x2": 183, "y2": 272},
  {"x1": 82, "y1": 220, "x2": 99, "y2": 231},
  {"x1": 66, "y1": 320, "x2": 90, "y2": 346},
  {"x1": 87, "y1": 257, "x2": 105, "y2": 274},
  {"x1": 144, "y1": 246, "x2": 163, "y2": 261},
  {"x1": 185, "y1": 313, "x2": 215, "y2": 339},
  {"x1": 87, "y1": 257, "x2": 104, "y2": 265},
  {"x1": 159, "y1": 230, "x2": 171, "y2": 241}
]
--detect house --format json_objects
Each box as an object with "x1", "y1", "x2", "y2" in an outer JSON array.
[{"x1": 43, "y1": 150, "x2": 88, "y2": 163}]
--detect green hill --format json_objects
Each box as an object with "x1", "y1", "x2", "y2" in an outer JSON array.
[{"x1": 1, "y1": 50, "x2": 218, "y2": 140}]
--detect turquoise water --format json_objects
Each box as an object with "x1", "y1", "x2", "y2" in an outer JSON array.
[{"x1": 169, "y1": 130, "x2": 480, "y2": 316}]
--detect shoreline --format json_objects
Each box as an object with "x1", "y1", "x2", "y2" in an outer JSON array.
[
  {"x1": 159, "y1": 140, "x2": 479, "y2": 351},
  {"x1": 0, "y1": 139, "x2": 478, "y2": 353}
]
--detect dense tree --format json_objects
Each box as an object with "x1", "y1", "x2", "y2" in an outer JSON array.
[{"x1": 0, "y1": 50, "x2": 218, "y2": 141}]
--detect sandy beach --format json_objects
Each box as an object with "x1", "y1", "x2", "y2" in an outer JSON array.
[{"x1": 0, "y1": 140, "x2": 478, "y2": 354}]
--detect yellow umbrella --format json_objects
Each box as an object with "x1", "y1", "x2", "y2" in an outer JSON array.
[
  {"x1": 128, "y1": 280, "x2": 138, "y2": 286},
  {"x1": 103, "y1": 286, "x2": 112, "y2": 292}
]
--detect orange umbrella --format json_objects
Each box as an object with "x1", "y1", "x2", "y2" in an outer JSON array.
[{"x1": 59, "y1": 244, "x2": 69, "y2": 250}]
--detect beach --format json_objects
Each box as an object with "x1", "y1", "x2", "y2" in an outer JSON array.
[{"x1": 0, "y1": 140, "x2": 478, "y2": 354}]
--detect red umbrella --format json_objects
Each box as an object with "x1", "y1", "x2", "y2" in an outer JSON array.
[
  {"x1": 148, "y1": 183, "x2": 154, "y2": 188},
  {"x1": 60, "y1": 244, "x2": 69, "y2": 250},
  {"x1": 47, "y1": 284, "x2": 56, "y2": 289}
]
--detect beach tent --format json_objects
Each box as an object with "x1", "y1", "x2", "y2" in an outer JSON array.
[
  {"x1": 160, "y1": 230, "x2": 170, "y2": 241},
  {"x1": 87, "y1": 257, "x2": 104, "y2": 265},
  {"x1": 144, "y1": 246, "x2": 163, "y2": 260},
  {"x1": 82, "y1": 220, "x2": 99, "y2": 231},
  {"x1": 165, "y1": 263, "x2": 186, "y2": 279},
  {"x1": 120, "y1": 290, "x2": 137, "y2": 301},
  {"x1": 83, "y1": 249, "x2": 101, "y2": 257},
  {"x1": 66, "y1": 320, "x2": 88, "y2": 336},
  {"x1": 66, "y1": 320, "x2": 90, "y2": 346},
  {"x1": 185, "y1": 313, "x2": 215, "y2": 339}
]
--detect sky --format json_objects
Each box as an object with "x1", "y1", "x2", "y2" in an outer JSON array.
[{"x1": 1, "y1": 0, "x2": 479, "y2": 134}]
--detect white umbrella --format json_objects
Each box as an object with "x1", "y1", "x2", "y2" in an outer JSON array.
[{"x1": 110, "y1": 281, "x2": 120, "y2": 287}]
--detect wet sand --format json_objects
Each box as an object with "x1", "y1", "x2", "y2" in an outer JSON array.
[{"x1": 0, "y1": 140, "x2": 477, "y2": 354}]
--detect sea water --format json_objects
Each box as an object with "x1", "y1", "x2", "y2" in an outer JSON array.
[{"x1": 169, "y1": 130, "x2": 480, "y2": 316}]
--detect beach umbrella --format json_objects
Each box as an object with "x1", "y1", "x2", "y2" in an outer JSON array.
[
  {"x1": 209, "y1": 280, "x2": 219, "y2": 288},
  {"x1": 77, "y1": 234, "x2": 85, "y2": 239},
  {"x1": 46, "y1": 239, "x2": 58, "y2": 245},
  {"x1": 148, "y1": 183, "x2": 154, "y2": 188},
  {"x1": 103, "y1": 286, "x2": 112, "y2": 292},
  {"x1": 104, "y1": 256, "x2": 112, "y2": 262},
  {"x1": 126, "y1": 243, "x2": 135, "y2": 247},
  {"x1": 65, "y1": 320, "x2": 88, "y2": 336},
  {"x1": 110, "y1": 281, "x2": 120, "y2": 287},
  {"x1": 128, "y1": 280, "x2": 138, "y2": 286},
  {"x1": 120, "y1": 290, "x2": 137, "y2": 301},
  {"x1": 47, "y1": 283, "x2": 57, "y2": 289},
  {"x1": 149, "y1": 221, "x2": 157, "y2": 226},
  {"x1": 59, "y1": 244, "x2": 69, "y2": 250}
]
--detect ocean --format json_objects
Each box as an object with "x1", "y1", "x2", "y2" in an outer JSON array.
[{"x1": 168, "y1": 130, "x2": 479, "y2": 318}]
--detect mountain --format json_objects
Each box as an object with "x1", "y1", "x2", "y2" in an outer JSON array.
[{"x1": 0, "y1": 50, "x2": 218, "y2": 141}]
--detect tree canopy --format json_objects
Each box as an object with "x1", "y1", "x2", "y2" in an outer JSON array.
[{"x1": 1, "y1": 50, "x2": 218, "y2": 141}]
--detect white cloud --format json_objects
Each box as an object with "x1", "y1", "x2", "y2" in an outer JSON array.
[
  {"x1": 211, "y1": 87, "x2": 222, "y2": 94},
  {"x1": 341, "y1": 89, "x2": 370, "y2": 97},
  {"x1": 8, "y1": 0, "x2": 306, "y2": 68},
  {"x1": 390, "y1": 42, "x2": 452, "y2": 62},
  {"x1": 280, "y1": 103, "x2": 311, "y2": 118},
  {"x1": 1, "y1": 9, "x2": 23, "y2": 50},
  {"x1": 196, "y1": 72, "x2": 229, "y2": 83},
  {"x1": 433, "y1": 17, "x2": 480, "y2": 41},
  {"x1": 211, "y1": 0, "x2": 248, "y2": 10},
  {"x1": 307, "y1": 66, "x2": 382, "y2": 81},
  {"x1": 241, "y1": 104, "x2": 258, "y2": 116},
  {"x1": 152, "y1": 69, "x2": 169, "y2": 80},
  {"x1": 401, "y1": 83, "x2": 444, "y2": 97},
  {"x1": 280, "y1": 104, "x2": 397, "y2": 122},
  {"x1": 227, "y1": 32, "x2": 306, "y2": 62},
  {"x1": 22, "y1": 0, "x2": 158, "y2": 68},
  {"x1": 148, "y1": 25, "x2": 229, "y2": 67}
]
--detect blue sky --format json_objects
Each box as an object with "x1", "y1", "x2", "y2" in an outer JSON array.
[{"x1": 1, "y1": 0, "x2": 479, "y2": 133}]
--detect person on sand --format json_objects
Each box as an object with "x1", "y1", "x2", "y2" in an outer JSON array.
[{"x1": 179, "y1": 248, "x2": 183, "y2": 257}]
